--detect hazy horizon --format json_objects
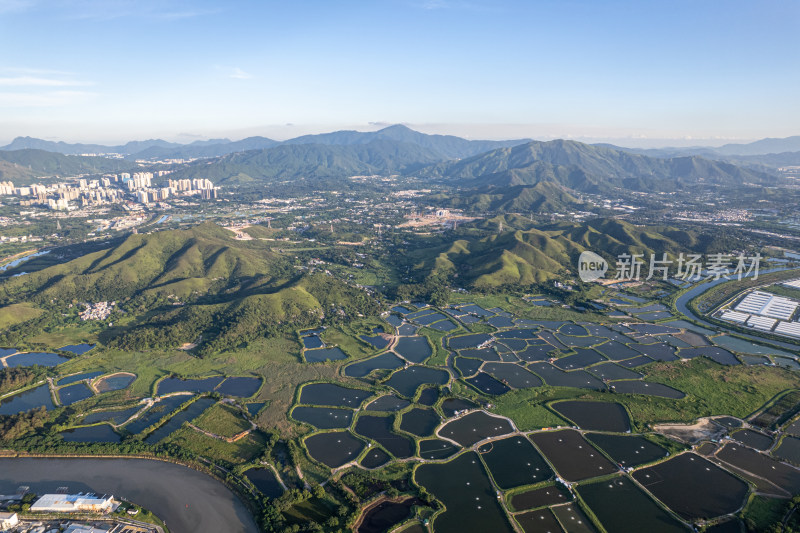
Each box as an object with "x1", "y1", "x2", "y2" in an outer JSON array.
[{"x1": 0, "y1": 122, "x2": 791, "y2": 150}]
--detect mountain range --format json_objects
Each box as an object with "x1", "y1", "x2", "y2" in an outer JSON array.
[
  {"x1": 409, "y1": 216, "x2": 728, "y2": 289},
  {"x1": 0, "y1": 125, "x2": 794, "y2": 212},
  {"x1": 1, "y1": 125, "x2": 528, "y2": 161}
]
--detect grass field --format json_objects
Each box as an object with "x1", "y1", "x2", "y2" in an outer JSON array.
[
  {"x1": 741, "y1": 495, "x2": 787, "y2": 531},
  {"x1": 194, "y1": 403, "x2": 251, "y2": 438},
  {"x1": 0, "y1": 303, "x2": 43, "y2": 329},
  {"x1": 163, "y1": 426, "x2": 267, "y2": 466}
]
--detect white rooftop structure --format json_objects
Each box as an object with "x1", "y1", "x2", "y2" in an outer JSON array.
[
  {"x1": 30, "y1": 493, "x2": 114, "y2": 513},
  {"x1": 735, "y1": 291, "x2": 774, "y2": 314},
  {"x1": 64, "y1": 525, "x2": 110, "y2": 533},
  {"x1": 720, "y1": 310, "x2": 749, "y2": 324},
  {"x1": 783, "y1": 279, "x2": 800, "y2": 289},
  {"x1": 0, "y1": 512, "x2": 18, "y2": 529},
  {"x1": 735, "y1": 291, "x2": 799, "y2": 321},
  {"x1": 747, "y1": 315, "x2": 777, "y2": 331},
  {"x1": 775, "y1": 321, "x2": 800, "y2": 338}
]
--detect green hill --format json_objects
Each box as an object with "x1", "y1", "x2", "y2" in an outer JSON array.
[
  {"x1": 419, "y1": 139, "x2": 779, "y2": 192},
  {"x1": 0, "y1": 223, "x2": 380, "y2": 355},
  {"x1": 410, "y1": 217, "x2": 724, "y2": 289},
  {"x1": 284, "y1": 124, "x2": 529, "y2": 159},
  {"x1": 167, "y1": 139, "x2": 443, "y2": 183},
  {"x1": 0, "y1": 149, "x2": 135, "y2": 185},
  {"x1": 430, "y1": 182, "x2": 584, "y2": 213}
]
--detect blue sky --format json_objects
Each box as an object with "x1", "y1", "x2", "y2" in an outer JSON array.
[{"x1": 0, "y1": 0, "x2": 798, "y2": 145}]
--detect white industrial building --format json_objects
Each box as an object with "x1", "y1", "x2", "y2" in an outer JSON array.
[
  {"x1": 747, "y1": 315, "x2": 777, "y2": 331},
  {"x1": 775, "y1": 321, "x2": 800, "y2": 338},
  {"x1": 30, "y1": 493, "x2": 115, "y2": 513},
  {"x1": 0, "y1": 512, "x2": 18, "y2": 529},
  {"x1": 735, "y1": 291, "x2": 799, "y2": 321},
  {"x1": 783, "y1": 279, "x2": 800, "y2": 289},
  {"x1": 720, "y1": 310, "x2": 749, "y2": 324}
]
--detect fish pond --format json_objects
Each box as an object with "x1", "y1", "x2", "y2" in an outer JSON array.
[
  {"x1": 528, "y1": 430, "x2": 616, "y2": 482},
  {"x1": 385, "y1": 366, "x2": 449, "y2": 398},
  {"x1": 478, "y1": 436, "x2": 552, "y2": 490},
  {"x1": 305, "y1": 431, "x2": 365, "y2": 468},
  {"x1": 550, "y1": 400, "x2": 631, "y2": 432},
  {"x1": 299, "y1": 383, "x2": 372, "y2": 407},
  {"x1": 122, "y1": 395, "x2": 187, "y2": 434},
  {"x1": 244, "y1": 468, "x2": 284, "y2": 498},
  {"x1": 56, "y1": 371, "x2": 103, "y2": 386},
  {"x1": 360, "y1": 448, "x2": 392, "y2": 469},
  {"x1": 418, "y1": 439, "x2": 459, "y2": 460},
  {"x1": 585, "y1": 433, "x2": 667, "y2": 467},
  {"x1": 393, "y1": 337, "x2": 432, "y2": 363},
  {"x1": 60, "y1": 424, "x2": 122, "y2": 443},
  {"x1": 304, "y1": 346, "x2": 348, "y2": 363},
  {"x1": 82, "y1": 406, "x2": 141, "y2": 425},
  {"x1": 438, "y1": 411, "x2": 514, "y2": 447},
  {"x1": 415, "y1": 452, "x2": 514, "y2": 533},
  {"x1": 344, "y1": 352, "x2": 404, "y2": 378},
  {"x1": 58, "y1": 383, "x2": 94, "y2": 406},
  {"x1": 365, "y1": 395, "x2": 410, "y2": 412},
  {"x1": 0, "y1": 384, "x2": 54, "y2": 415},
  {"x1": 632, "y1": 453, "x2": 748, "y2": 520},
  {"x1": 215, "y1": 377, "x2": 262, "y2": 397},
  {"x1": 577, "y1": 476, "x2": 688, "y2": 533},
  {"x1": 291, "y1": 406, "x2": 354, "y2": 429},
  {"x1": 94, "y1": 373, "x2": 135, "y2": 392},
  {"x1": 157, "y1": 376, "x2": 224, "y2": 395},
  {"x1": 399, "y1": 408, "x2": 440, "y2": 437},
  {"x1": 354, "y1": 415, "x2": 415, "y2": 458},
  {"x1": 509, "y1": 484, "x2": 572, "y2": 512},
  {"x1": 5, "y1": 352, "x2": 70, "y2": 368},
  {"x1": 357, "y1": 498, "x2": 426, "y2": 533},
  {"x1": 144, "y1": 397, "x2": 216, "y2": 443},
  {"x1": 58, "y1": 343, "x2": 95, "y2": 355}
]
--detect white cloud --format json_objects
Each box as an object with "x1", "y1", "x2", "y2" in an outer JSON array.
[{"x1": 229, "y1": 67, "x2": 252, "y2": 80}]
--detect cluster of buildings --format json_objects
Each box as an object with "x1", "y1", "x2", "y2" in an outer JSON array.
[
  {"x1": 718, "y1": 287, "x2": 800, "y2": 337},
  {"x1": 132, "y1": 177, "x2": 217, "y2": 204},
  {"x1": 79, "y1": 301, "x2": 115, "y2": 321},
  {"x1": 0, "y1": 493, "x2": 159, "y2": 532},
  {"x1": 0, "y1": 171, "x2": 219, "y2": 211}
]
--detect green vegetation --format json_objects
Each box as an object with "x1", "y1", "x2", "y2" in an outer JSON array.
[
  {"x1": 162, "y1": 426, "x2": 267, "y2": 468},
  {"x1": 740, "y1": 495, "x2": 796, "y2": 533},
  {"x1": 492, "y1": 358, "x2": 799, "y2": 431},
  {"x1": 406, "y1": 217, "x2": 731, "y2": 291},
  {"x1": 194, "y1": 403, "x2": 251, "y2": 438},
  {"x1": 0, "y1": 302, "x2": 43, "y2": 329},
  {"x1": 0, "y1": 223, "x2": 381, "y2": 357},
  {"x1": 0, "y1": 367, "x2": 47, "y2": 395},
  {"x1": 0, "y1": 148, "x2": 135, "y2": 185},
  {"x1": 0, "y1": 406, "x2": 48, "y2": 441},
  {"x1": 419, "y1": 138, "x2": 778, "y2": 191}
]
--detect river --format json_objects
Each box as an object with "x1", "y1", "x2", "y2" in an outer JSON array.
[{"x1": 0, "y1": 457, "x2": 259, "y2": 533}]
